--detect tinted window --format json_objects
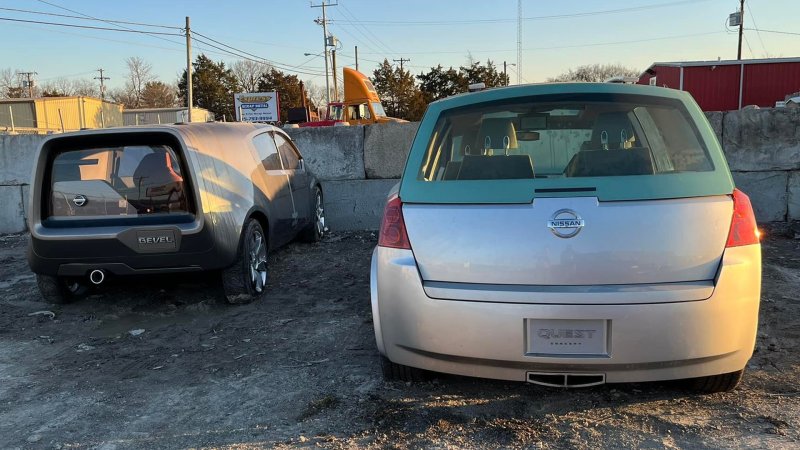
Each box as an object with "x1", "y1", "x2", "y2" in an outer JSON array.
[
  {"x1": 273, "y1": 133, "x2": 300, "y2": 170},
  {"x1": 420, "y1": 94, "x2": 713, "y2": 181},
  {"x1": 49, "y1": 145, "x2": 189, "y2": 218},
  {"x1": 253, "y1": 133, "x2": 282, "y2": 171}
]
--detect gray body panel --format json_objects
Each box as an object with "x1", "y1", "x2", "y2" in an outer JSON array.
[
  {"x1": 28, "y1": 123, "x2": 320, "y2": 276},
  {"x1": 403, "y1": 196, "x2": 733, "y2": 287}
]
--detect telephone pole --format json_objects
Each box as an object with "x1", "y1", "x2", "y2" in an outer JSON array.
[
  {"x1": 18, "y1": 71, "x2": 37, "y2": 98},
  {"x1": 517, "y1": 0, "x2": 522, "y2": 84},
  {"x1": 332, "y1": 49, "x2": 338, "y2": 101},
  {"x1": 94, "y1": 68, "x2": 110, "y2": 100},
  {"x1": 185, "y1": 16, "x2": 193, "y2": 122},
  {"x1": 393, "y1": 58, "x2": 410, "y2": 72},
  {"x1": 355, "y1": 45, "x2": 359, "y2": 71},
  {"x1": 737, "y1": 0, "x2": 745, "y2": 60},
  {"x1": 312, "y1": 1, "x2": 337, "y2": 106}
]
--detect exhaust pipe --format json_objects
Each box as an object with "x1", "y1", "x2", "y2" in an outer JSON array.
[
  {"x1": 89, "y1": 269, "x2": 105, "y2": 285},
  {"x1": 527, "y1": 372, "x2": 606, "y2": 388}
]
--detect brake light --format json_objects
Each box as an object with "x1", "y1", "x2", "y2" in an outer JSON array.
[
  {"x1": 378, "y1": 194, "x2": 411, "y2": 249},
  {"x1": 726, "y1": 188, "x2": 759, "y2": 247}
]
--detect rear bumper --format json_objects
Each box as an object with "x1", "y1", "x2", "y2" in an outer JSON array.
[
  {"x1": 371, "y1": 245, "x2": 761, "y2": 383},
  {"x1": 27, "y1": 219, "x2": 226, "y2": 277}
]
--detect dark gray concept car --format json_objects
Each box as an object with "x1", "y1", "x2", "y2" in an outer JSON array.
[{"x1": 27, "y1": 122, "x2": 326, "y2": 304}]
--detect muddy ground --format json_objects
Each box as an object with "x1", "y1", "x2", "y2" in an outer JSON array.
[{"x1": 0, "y1": 231, "x2": 798, "y2": 449}]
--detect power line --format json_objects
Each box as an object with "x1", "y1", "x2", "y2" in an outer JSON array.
[
  {"x1": 745, "y1": 28, "x2": 800, "y2": 37},
  {"x1": 329, "y1": 0, "x2": 714, "y2": 26},
  {"x1": 744, "y1": 1, "x2": 768, "y2": 57},
  {"x1": 0, "y1": 6, "x2": 180, "y2": 29},
  {"x1": 190, "y1": 35, "x2": 325, "y2": 77},
  {"x1": 191, "y1": 32, "x2": 326, "y2": 76},
  {"x1": 0, "y1": 16, "x2": 181, "y2": 35},
  {"x1": 336, "y1": 1, "x2": 397, "y2": 58}
]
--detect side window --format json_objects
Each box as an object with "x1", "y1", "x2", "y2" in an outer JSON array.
[
  {"x1": 359, "y1": 103, "x2": 371, "y2": 120},
  {"x1": 273, "y1": 133, "x2": 301, "y2": 170},
  {"x1": 252, "y1": 133, "x2": 282, "y2": 171}
]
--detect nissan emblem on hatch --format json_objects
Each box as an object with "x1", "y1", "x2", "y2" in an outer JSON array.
[
  {"x1": 547, "y1": 209, "x2": 584, "y2": 238},
  {"x1": 72, "y1": 195, "x2": 87, "y2": 207}
]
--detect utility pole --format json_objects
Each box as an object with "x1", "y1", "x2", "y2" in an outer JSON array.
[
  {"x1": 517, "y1": 0, "x2": 522, "y2": 85},
  {"x1": 185, "y1": 16, "x2": 193, "y2": 122},
  {"x1": 355, "y1": 45, "x2": 359, "y2": 71},
  {"x1": 331, "y1": 50, "x2": 338, "y2": 101},
  {"x1": 94, "y1": 68, "x2": 110, "y2": 101},
  {"x1": 18, "y1": 71, "x2": 37, "y2": 98},
  {"x1": 393, "y1": 58, "x2": 410, "y2": 72},
  {"x1": 503, "y1": 61, "x2": 515, "y2": 86},
  {"x1": 737, "y1": 0, "x2": 745, "y2": 60},
  {"x1": 312, "y1": 1, "x2": 337, "y2": 106}
]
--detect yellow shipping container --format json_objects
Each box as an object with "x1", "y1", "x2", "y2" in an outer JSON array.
[{"x1": 0, "y1": 96, "x2": 122, "y2": 134}]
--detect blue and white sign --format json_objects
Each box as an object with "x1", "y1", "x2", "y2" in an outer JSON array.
[{"x1": 234, "y1": 92, "x2": 280, "y2": 122}]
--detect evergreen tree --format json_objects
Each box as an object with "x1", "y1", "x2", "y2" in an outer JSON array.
[{"x1": 178, "y1": 54, "x2": 240, "y2": 121}]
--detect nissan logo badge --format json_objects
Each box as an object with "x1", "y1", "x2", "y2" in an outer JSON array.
[
  {"x1": 547, "y1": 209, "x2": 584, "y2": 238},
  {"x1": 72, "y1": 195, "x2": 87, "y2": 207}
]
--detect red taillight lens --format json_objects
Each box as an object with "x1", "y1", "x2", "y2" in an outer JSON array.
[
  {"x1": 378, "y1": 194, "x2": 411, "y2": 249},
  {"x1": 726, "y1": 188, "x2": 760, "y2": 247}
]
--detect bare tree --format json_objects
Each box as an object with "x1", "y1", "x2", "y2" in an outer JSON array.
[
  {"x1": 108, "y1": 87, "x2": 137, "y2": 108},
  {"x1": 547, "y1": 64, "x2": 640, "y2": 83},
  {"x1": 1, "y1": 68, "x2": 23, "y2": 98},
  {"x1": 231, "y1": 60, "x2": 268, "y2": 93},
  {"x1": 40, "y1": 78, "x2": 99, "y2": 97},
  {"x1": 304, "y1": 81, "x2": 328, "y2": 112},
  {"x1": 124, "y1": 56, "x2": 155, "y2": 108}
]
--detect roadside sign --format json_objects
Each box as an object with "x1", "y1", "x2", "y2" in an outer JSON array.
[{"x1": 234, "y1": 92, "x2": 280, "y2": 122}]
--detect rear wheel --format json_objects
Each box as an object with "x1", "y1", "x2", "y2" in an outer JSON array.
[
  {"x1": 299, "y1": 187, "x2": 325, "y2": 243},
  {"x1": 689, "y1": 369, "x2": 745, "y2": 393},
  {"x1": 221, "y1": 219, "x2": 268, "y2": 304},
  {"x1": 380, "y1": 355, "x2": 428, "y2": 382},
  {"x1": 36, "y1": 274, "x2": 89, "y2": 304}
]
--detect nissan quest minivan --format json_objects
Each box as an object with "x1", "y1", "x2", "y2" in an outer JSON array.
[
  {"x1": 28, "y1": 122, "x2": 325, "y2": 305},
  {"x1": 371, "y1": 83, "x2": 761, "y2": 393}
]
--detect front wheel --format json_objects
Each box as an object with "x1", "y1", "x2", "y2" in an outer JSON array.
[
  {"x1": 36, "y1": 274, "x2": 89, "y2": 304},
  {"x1": 380, "y1": 355, "x2": 429, "y2": 382},
  {"x1": 221, "y1": 219, "x2": 268, "y2": 304},
  {"x1": 299, "y1": 187, "x2": 325, "y2": 243}
]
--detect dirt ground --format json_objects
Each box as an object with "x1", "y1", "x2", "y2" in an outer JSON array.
[{"x1": 1, "y1": 230, "x2": 799, "y2": 449}]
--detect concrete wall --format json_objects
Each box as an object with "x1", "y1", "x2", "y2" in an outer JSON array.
[{"x1": 1, "y1": 110, "x2": 798, "y2": 234}]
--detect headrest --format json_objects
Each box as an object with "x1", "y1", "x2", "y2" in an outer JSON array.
[
  {"x1": 133, "y1": 150, "x2": 183, "y2": 183},
  {"x1": 591, "y1": 112, "x2": 635, "y2": 149},
  {"x1": 478, "y1": 118, "x2": 518, "y2": 152}
]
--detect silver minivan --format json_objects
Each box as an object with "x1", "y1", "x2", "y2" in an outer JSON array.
[{"x1": 371, "y1": 83, "x2": 761, "y2": 392}]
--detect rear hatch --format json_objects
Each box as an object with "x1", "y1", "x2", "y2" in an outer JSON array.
[{"x1": 398, "y1": 87, "x2": 735, "y2": 298}]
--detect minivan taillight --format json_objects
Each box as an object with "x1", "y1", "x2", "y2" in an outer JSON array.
[
  {"x1": 726, "y1": 188, "x2": 760, "y2": 247},
  {"x1": 378, "y1": 194, "x2": 411, "y2": 249}
]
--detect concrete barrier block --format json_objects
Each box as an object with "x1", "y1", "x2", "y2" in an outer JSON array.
[
  {"x1": 0, "y1": 134, "x2": 42, "y2": 185},
  {"x1": 789, "y1": 172, "x2": 800, "y2": 221},
  {"x1": 705, "y1": 111, "x2": 723, "y2": 144},
  {"x1": 723, "y1": 108, "x2": 800, "y2": 171},
  {"x1": 0, "y1": 185, "x2": 26, "y2": 234},
  {"x1": 732, "y1": 171, "x2": 788, "y2": 222},
  {"x1": 364, "y1": 122, "x2": 419, "y2": 179},
  {"x1": 321, "y1": 179, "x2": 398, "y2": 230},
  {"x1": 286, "y1": 126, "x2": 365, "y2": 181}
]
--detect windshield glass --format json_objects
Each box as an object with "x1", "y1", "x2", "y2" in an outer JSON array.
[
  {"x1": 419, "y1": 94, "x2": 713, "y2": 182},
  {"x1": 329, "y1": 104, "x2": 344, "y2": 121},
  {"x1": 371, "y1": 102, "x2": 387, "y2": 117}
]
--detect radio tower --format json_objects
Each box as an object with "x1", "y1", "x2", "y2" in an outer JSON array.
[{"x1": 516, "y1": 0, "x2": 522, "y2": 85}]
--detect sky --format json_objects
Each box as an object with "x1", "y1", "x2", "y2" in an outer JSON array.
[{"x1": 1, "y1": 0, "x2": 799, "y2": 91}]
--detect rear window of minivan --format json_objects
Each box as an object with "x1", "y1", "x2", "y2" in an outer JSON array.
[
  {"x1": 420, "y1": 95, "x2": 713, "y2": 182},
  {"x1": 402, "y1": 91, "x2": 733, "y2": 203}
]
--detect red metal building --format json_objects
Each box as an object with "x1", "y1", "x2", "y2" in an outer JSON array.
[{"x1": 638, "y1": 57, "x2": 800, "y2": 111}]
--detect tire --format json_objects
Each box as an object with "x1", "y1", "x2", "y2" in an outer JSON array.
[
  {"x1": 689, "y1": 369, "x2": 745, "y2": 394},
  {"x1": 36, "y1": 274, "x2": 89, "y2": 304},
  {"x1": 380, "y1": 355, "x2": 428, "y2": 382},
  {"x1": 299, "y1": 187, "x2": 325, "y2": 243},
  {"x1": 221, "y1": 219, "x2": 268, "y2": 305}
]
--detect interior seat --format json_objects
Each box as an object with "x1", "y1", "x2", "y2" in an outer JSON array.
[{"x1": 581, "y1": 111, "x2": 637, "y2": 151}]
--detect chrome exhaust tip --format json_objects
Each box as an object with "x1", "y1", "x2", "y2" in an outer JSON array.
[
  {"x1": 89, "y1": 269, "x2": 105, "y2": 285},
  {"x1": 527, "y1": 372, "x2": 606, "y2": 388}
]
